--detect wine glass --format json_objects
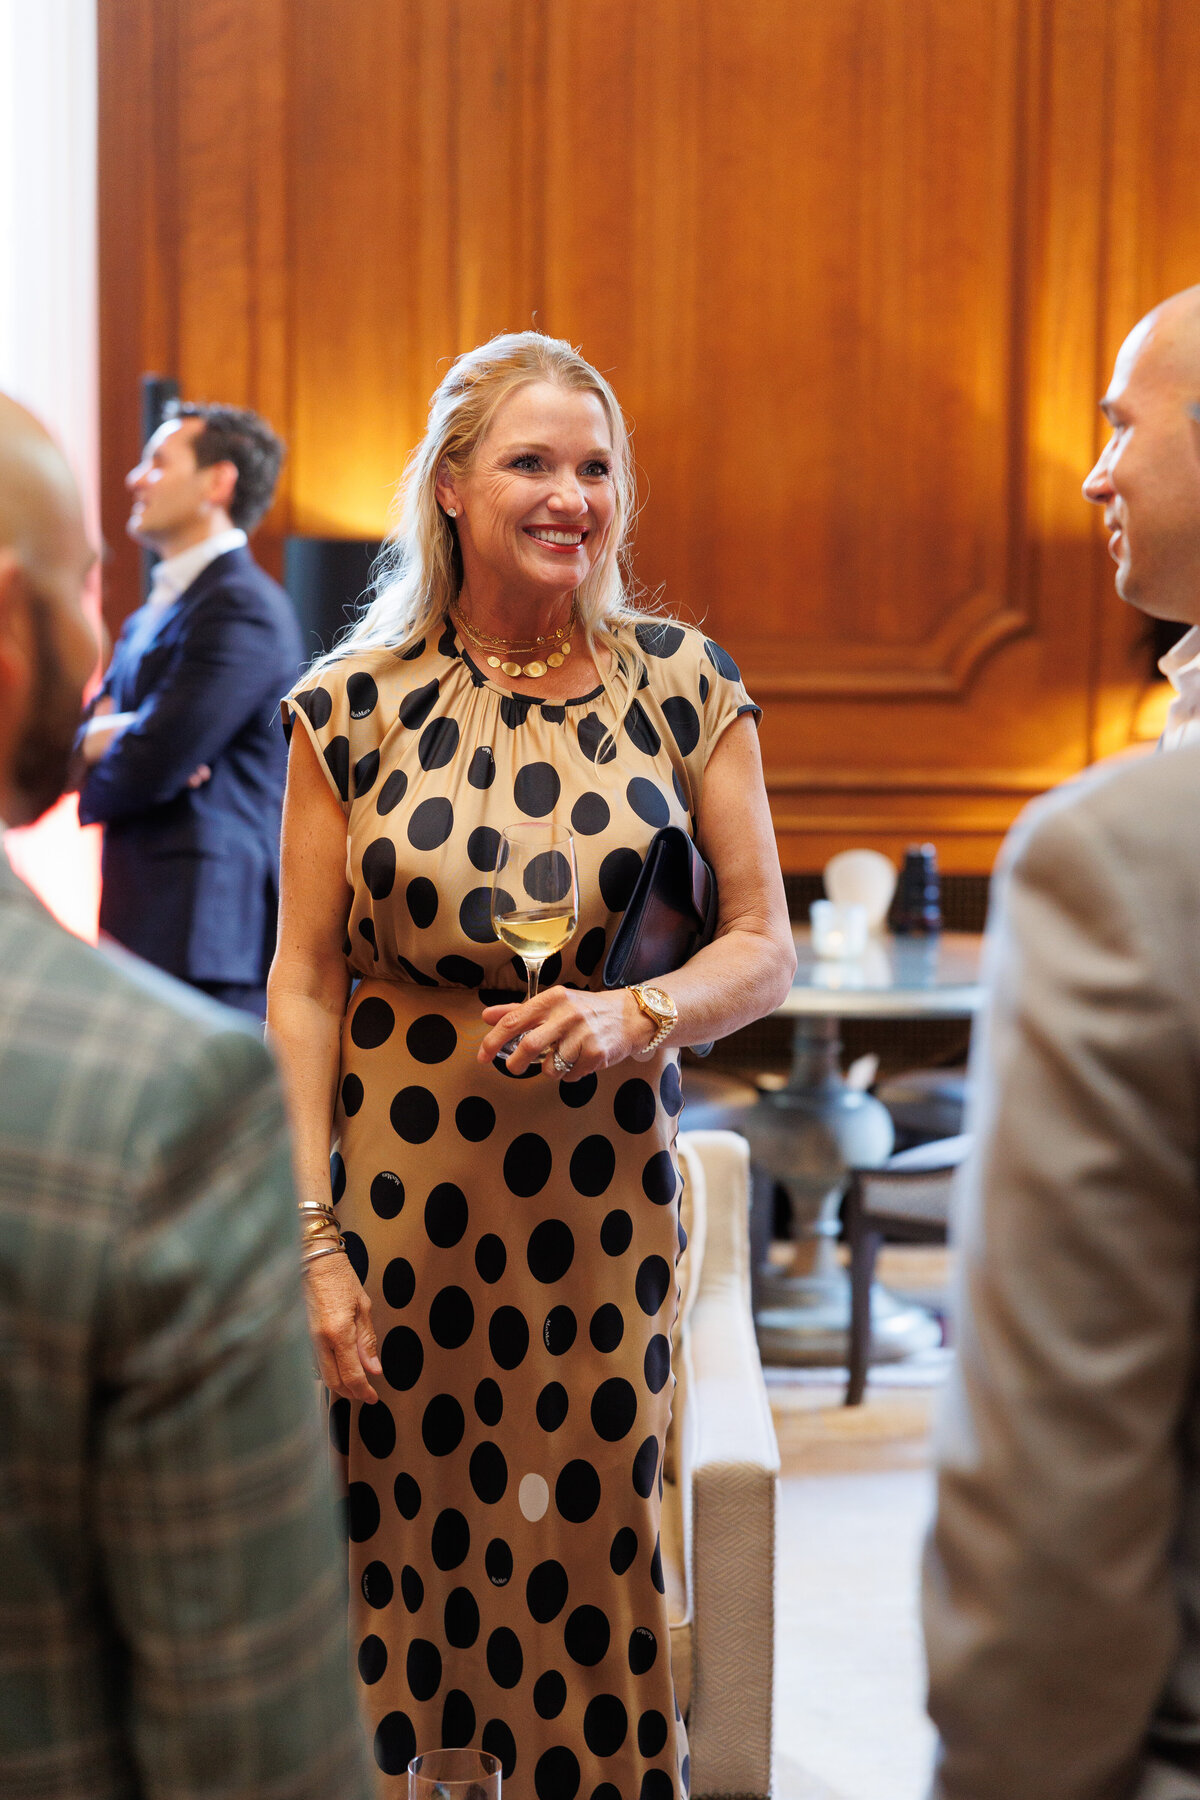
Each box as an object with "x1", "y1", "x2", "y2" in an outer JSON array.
[
  {"x1": 491, "y1": 822, "x2": 579, "y2": 1061},
  {"x1": 409, "y1": 1748, "x2": 502, "y2": 1800}
]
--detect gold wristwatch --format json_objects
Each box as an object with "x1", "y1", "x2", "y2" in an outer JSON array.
[{"x1": 629, "y1": 983, "x2": 678, "y2": 1056}]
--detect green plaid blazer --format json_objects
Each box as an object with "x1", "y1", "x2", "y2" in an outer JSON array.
[{"x1": 0, "y1": 858, "x2": 372, "y2": 1799}]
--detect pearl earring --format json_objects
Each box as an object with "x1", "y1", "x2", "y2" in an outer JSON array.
[{"x1": 446, "y1": 507, "x2": 457, "y2": 519}]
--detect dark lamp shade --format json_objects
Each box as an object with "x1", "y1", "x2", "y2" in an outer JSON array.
[{"x1": 283, "y1": 537, "x2": 383, "y2": 657}]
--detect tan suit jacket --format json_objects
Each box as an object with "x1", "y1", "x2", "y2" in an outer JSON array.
[{"x1": 924, "y1": 744, "x2": 1200, "y2": 1800}]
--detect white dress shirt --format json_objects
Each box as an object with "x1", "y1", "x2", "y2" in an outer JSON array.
[
  {"x1": 1158, "y1": 626, "x2": 1200, "y2": 751},
  {"x1": 147, "y1": 527, "x2": 247, "y2": 612}
]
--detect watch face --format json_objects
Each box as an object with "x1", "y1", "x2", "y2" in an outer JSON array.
[{"x1": 641, "y1": 986, "x2": 676, "y2": 1016}]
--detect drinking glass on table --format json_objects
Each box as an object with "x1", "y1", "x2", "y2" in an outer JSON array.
[
  {"x1": 491, "y1": 822, "x2": 579, "y2": 1061},
  {"x1": 409, "y1": 1748, "x2": 502, "y2": 1800}
]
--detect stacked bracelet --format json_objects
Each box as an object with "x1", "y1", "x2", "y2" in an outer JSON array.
[{"x1": 301, "y1": 1239, "x2": 346, "y2": 1271}]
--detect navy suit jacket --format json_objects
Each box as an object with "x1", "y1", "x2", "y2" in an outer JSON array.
[{"x1": 78, "y1": 547, "x2": 304, "y2": 986}]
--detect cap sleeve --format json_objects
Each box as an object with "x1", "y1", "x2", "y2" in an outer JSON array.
[
  {"x1": 697, "y1": 634, "x2": 760, "y2": 766},
  {"x1": 282, "y1": 657, "x2": 388, "y2": 813}
]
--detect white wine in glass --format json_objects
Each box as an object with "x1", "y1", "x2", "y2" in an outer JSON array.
[{"x1": 491, "y1": 822, "x2": 578, "y2": 1058}]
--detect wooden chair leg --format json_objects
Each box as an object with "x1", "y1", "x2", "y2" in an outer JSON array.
[{"x1": 846, "y1": 1220, "x2": 883, "y2": 1407}]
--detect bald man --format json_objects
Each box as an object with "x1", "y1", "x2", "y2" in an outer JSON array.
[
  {"x1": 923, "y1": 298, "x2": 1200, "y2": 1800},
  {"x1": 0, "y1": 400, "x2": 370, "y2": 1797},
  {"x1": 1083, "y1": 285, "x2": 1200, "y2": 746}
]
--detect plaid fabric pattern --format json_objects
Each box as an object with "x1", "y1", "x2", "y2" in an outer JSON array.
[{"x1": 0, "y1": 861, "x2": 372, "y2": 1799}]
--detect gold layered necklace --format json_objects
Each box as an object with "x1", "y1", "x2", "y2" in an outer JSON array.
[{"x1": 453, "y1": 599, "x2": 577, "y2": 680}]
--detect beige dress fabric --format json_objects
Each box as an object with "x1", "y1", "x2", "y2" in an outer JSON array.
[{"x1": 284, "y1": 617, "x2": 758, "y2": 1800}]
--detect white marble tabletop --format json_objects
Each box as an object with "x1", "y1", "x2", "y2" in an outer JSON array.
[{"x1": 775, "y1": 927, "x2": 985, "y2": 1020}]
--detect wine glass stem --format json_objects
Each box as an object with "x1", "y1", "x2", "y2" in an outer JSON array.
[{"x1": 524, "y1": 958, "x2": 544, "y2": 1002}]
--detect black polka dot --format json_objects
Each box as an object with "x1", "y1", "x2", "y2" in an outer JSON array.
[
  {"x1": 614, "y1": 1078, "x2": 656, "y2": 1134},
  {"x1": 475, "y1": 1233, "x2": 507, "y2": 1282},
  {"x1": 346, "y1": 670, "x2": 378, "y2": 718},
  {"x1": 429, "y1": 1285, "x2": 474, "y2": 1350},
  {"x1": 422, "y1": 1394, "x2": 464, "y2": 1457},
  {"x1": 574, "y1": 927, "x2": 607, "y2": 978},
  {"x1": 469, "y1": 1441, "x2": 508, "y2": 1504},
  {"x1": 571, "y1": 792, "x2": 610, "y2": 835},
  {"x1": 537, "y1": 1381, "x2": 569, "y2": 1431},
  {"x1": 377, "y1": 1083, "x2": 433, "y2": 1152},
  {"x1": 487, "y1": 1627, "x2": 524, "y2": 1689},
  {"x1": 522, "y1": 850, "x2": 574, "y2": 909},
  {"x1": 399, "y1": 678, "x2": 440, "y2": 729},
  {"x1": 544, "y1": 1305, "x2": 578, "y2": 1356},
  {"x1": 673, "y1": 766, "x2": 690, "y2": 811},
  {"x1": 474, "y1": 1378, "x2": 503, "y2": 1426},
  {"x1": 438, "y1": 954, "x2": 485, "y2": 987},
  {"x1": 369, "y1": 1171, "x2": 403, "y2": 1222},
  {"x1": 377, "y1": 768, "x2": 408, "y2": 814},
  {"x1": 624, "y1": 700, "x2": 661, "y2": 757},
  {"x1": 342, "y1": 1230, "x2": 368, "y2": 1283},
  {"x1": 418, "y1": 715, "x2": 459, "y2": 770},
  {"x1": 423, "y1": 1182, "x2": 467, "y2": 1247},
  {"x1": 504, "y1": 1132, "x2": 553, "y2": 1196},
  {"x1": 467, "y1": 825, "x2": 502, "y2": 870},
  {"x1": 642, "y1": 1150, "x2": 676, "y2": 1205},
  {"x1": 636, "y1": 1255, "x2": 671, "y2": 1315},
  {"x1": 632, "y1": 1436, "x2": 658, "y2": 1499},
  {"x1": 681, "y1": 1752, "x2": 690, "y2": 1792},
  {"x1": 324, "y1": 737, "x2": 350, "y2": 801},
  {"x1": 400, "y1": 1564, "x2": 424, "y2": 1613},
  {"x1": 362, "y1": 837, "x2": 396, "y2": 899},
  {"x1": 362, "y1": 1559, "x2": 393, "y2": 1609},
  {"x1": 341, "y1": 1073, "x2": 364, "y2": 1116},
  {"x1": 406, "y1": 876, "x2": 438, "y2": 929},
  {"x1": 564, "y1": 1604, "x2": 610, "y2": 1664},
  {"x1": 627, "y1": 777, "x2": 671, "y2": 829},
  {"x1": 644, "y1": 1335, "x2": 672, "y2": 1394},
  {"x1": 704, "y1": 637, "x2": 742, "y2": 680},
  {"x1": 556, "y1": 1460, "x2": 601, "y2": 1524},
  {"x1": 637, "y1": 619, "x2": 686, "y2": 658},
  {"x1": 359, "y1": 1401, "x2": 397, "y2": 1460},
  {"x1": 406, "y1": 1638, "x2": 442, "y2": 1702},
  {"x1": 481, "y1": 1719, "x2": 516, "y2": 1780},
  {"x1": 500, "y1": 693, "x2": 532, "y2": 729},
  {"x1": 571, "y1": 1135, "x2": 615, "y2": 1196},
  {"x1": 346, "y1": 1481, "x2": 380, "y2": 1542},
  {"x1": 663, "y1": 694, "x2": 700, "y2": 755},
  {"x1": 638, "y1": 1711, "x2": 669, "y2": 1757},
  {"x1": 401, "y1": 637, "x2": 427, "y2": 660},
  {"x1": 660, "y1": 1063, "x2": 683, "y2": 1117},
  {"x1": 380, "y1": 1324, "x2": 423, "y2": 1391},
  {"x1": 468, "y1": 745, "x2": 496, "y2": 788},
  {"x1": 460, "y1": 886, "x2": 503, "y2": 943},
  {"x1": 584, "y1": 1694, "x2": 629, "y2": 1758},
  {"x1": 397, "y1": 955, "x2": 438, "y2": 986},
  {"x1": 489, "y1": 1305, "x2": 530, "y2": 1370},
  {"x1": 353, "y1": 748, "x2": 380, "y2": 798},
  {"x1": 351, "y1": 994, "x2": 395, "y2": 1049},
  {"x1": 382, "y1": 1254, "x2": 414, "y2": 1309},
  {"x1": 486, "y1": 1537, "x2": 513, "y2": 1586},
  {"x1": 650, "y1": 1537, "x2": 666, "y2": 1595},
  {"x1": 534, "y1": 1670, "x2": 567, "y2": 1719},
  {"x1": 578, "y1": 712, "x2": 617, "y2": 764},
  {"x1": 442, "y1": 1689, "x2": 477, "y2": 1749},
  {"x1": 592, "y1": 1377, "x2": 638, "y2": 1442},
  {"x1": 294, "y1": 685, "x2": 332, "y2": 729},
  {"x1": 590, "y1": 1304, "x2": 624, "y2": 1352},
  {"x1": 560, "y1": 1069, "x2": 598, "y2": 1107},
  {"x1": 394, "y1": 1472, "x2": 421, "y2": 1519},
  {"x1": 329, "y1": 1397, "x2": 350, "y2": 1455},
  {"x1": 600, "y1": 1210, "x2": 633, "y2": 1256},
  {"x1": 358, "y1": 1634, "x2": 388, "y2": 1684},
  {"x1": 329, "y1": 1149, "x2": 345, "y2": 1204},
  {"x1": 456, "y1": 1096, "x2": 495, "y2": 1141},
  {"x1": 408, "y1": 796, "x2": 454, "y2": 851},
  {"x1": 431, "y1": 1508, "x2": 470, "y2": 1570},
  {"x1": 513, "y1": 760, "x2": 561, "y2": 818},
  {"x1": 406, "y1": 1013, "x2": 458, "y2": 1063},
  {"x1": 526, "y1": 1558, "x2": 570, "y2": 1623},
  {"x1": 527, "y1": 1218, "x2": 575, "y2": 1284},
  {"x1": 358, "y1": 916, "x2": 378, "y2": 957},
  {"x1": 373, "y1": 1709, "x2": 415, "y2": 1776},
  {"x1": 610, "y1": 1527, "x2": 638, "y2": 1574},
  {"x1": 599, "y1": 847, "x2": 643, "y2": 913},
  {"x1": 536, "y1": 1748, "x2": 580, "y2": 1800},
  {"x1": 629, "y1": 1626, "x2": 658, "y2": 1674}
]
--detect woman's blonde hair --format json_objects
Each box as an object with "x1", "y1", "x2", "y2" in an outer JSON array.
[{"x1": 311, "y1": 330, "x2": 659, "y2": 736}]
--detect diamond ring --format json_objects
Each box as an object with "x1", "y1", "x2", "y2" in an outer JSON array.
[{"x1": 552, "y1": 1048, "x2": 576, "y2": 1076}]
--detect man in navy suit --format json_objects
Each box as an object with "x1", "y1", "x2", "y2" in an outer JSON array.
[{"x1": 77, "y1": 402, "x2": 303, "y2": 1017}]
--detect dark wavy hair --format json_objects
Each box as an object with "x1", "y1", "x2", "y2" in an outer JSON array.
[{"x1": 166, "y1": 400, "x2": 285, "y2": 532}]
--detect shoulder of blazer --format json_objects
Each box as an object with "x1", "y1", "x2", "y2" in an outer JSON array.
[{"x1": 173, "y1": 547, "x2": 298, "y2": 640}]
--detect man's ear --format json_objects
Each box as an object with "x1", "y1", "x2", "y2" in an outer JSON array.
[
  {"x1": 202, "y1": 458, "x2": 239, "y2": 517},
  {"x1": 0, "y1": 553, "x2": 34, "y2": 703}
]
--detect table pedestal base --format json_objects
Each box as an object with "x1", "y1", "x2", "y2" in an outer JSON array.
[{"x1": 755, "y1": 1262, "x2": 943, "y2": 1368}]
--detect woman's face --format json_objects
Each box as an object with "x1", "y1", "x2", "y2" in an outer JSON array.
[{"x1": 439, "y1": 380, "x2": 617, "y2": 608}]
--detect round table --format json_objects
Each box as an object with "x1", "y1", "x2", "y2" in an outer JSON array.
[{"x1": 746, "y1": 928, "x2": 984, "y2": 1367}]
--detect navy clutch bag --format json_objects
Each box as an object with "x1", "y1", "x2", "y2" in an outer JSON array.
[{"x1": 601, "y1": 825, "x2": 718, "y2": 1055}]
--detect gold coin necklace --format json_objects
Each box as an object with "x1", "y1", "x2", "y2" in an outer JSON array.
[{"x1": 454, "y1": 599, "x2": 576, "y2": 681}]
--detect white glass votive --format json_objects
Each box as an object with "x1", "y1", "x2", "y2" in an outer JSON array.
[{"x1": 810, "y1": 898, "x2": 869, "y2": 960}]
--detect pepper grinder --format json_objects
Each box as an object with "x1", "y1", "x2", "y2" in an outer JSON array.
[{"x1": 890, "y1": 843, "x2": 943, "y2": 935}]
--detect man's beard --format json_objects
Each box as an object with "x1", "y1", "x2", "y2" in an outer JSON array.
[{"x1": 8, "y1": 592, "x2": 86, "y2": 828}]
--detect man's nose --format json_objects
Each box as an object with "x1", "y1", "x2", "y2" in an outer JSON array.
[
  {"x1": 1082, "y1": 447, "x2": 1113, "y2": 505},
  {"x1": 126, "y1": 459, "x2": 149, "y2": 492}
]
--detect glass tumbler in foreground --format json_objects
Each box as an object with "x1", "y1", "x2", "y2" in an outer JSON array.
[
  {"x1": 409, "y1": 1749, "x2": 502, "y2": 1800},
  {"x1": 491, "y1": 821, "x2": 579, "y2": 1060}
]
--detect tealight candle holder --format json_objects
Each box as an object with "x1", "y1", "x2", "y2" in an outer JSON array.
[{"x1": 810, "y1": 898, "x2": 869, "y2": 960}]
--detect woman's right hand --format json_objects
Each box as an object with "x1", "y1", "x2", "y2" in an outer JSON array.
[{"x1": 302, "y1": 1251, "x2": 383, "y2": 1403}]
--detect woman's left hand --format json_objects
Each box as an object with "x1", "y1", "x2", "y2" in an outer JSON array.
[{"x1": 478, "y1": 986, "x2": 652, "y2": 1078}]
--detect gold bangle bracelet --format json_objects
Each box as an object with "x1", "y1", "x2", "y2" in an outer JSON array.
[{"x1": 301, "y1": 1241, "x2": 346, "y2": 1270}]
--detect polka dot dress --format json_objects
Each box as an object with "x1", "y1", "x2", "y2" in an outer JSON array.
[{"x1": 284, "y1": 618, "x2": 759, "y2": 1800}]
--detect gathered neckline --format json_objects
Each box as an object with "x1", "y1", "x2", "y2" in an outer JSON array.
[{"x1": 446, "y1": 619, "x2": 607, "y2": 709}]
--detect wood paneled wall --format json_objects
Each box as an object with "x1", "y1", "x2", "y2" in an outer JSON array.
[{"x1": 99, "y1": 0, "x2": 1200, "y2": 872}]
